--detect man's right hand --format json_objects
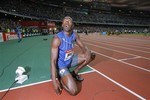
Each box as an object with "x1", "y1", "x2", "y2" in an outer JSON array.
[{"x1": 53, "y1": 80, "x2": 62, "y2": 95}]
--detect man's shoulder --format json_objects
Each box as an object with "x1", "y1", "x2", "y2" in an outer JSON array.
[
  {"x1": 57, "y1": 31, "x2": 63, "y2": 35},
  {"x1": 52, "y1": 35, "x2": 61, "y2": 45},
  {"x1": 56, "y1": 31, "x2": 64, "y2": 38}
]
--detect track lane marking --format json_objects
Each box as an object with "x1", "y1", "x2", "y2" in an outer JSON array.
[
  {"x1": 118, "y1": 56, "x2": 142, "y2": 61},
  {"x1": 75, "y1": 44, "x2": 150, "y2": 72},
  {"x1": 81, "y1": 35, "x2": 150, "y2": 43},
  {"x1": 82, "y1": 38, "x2": 150, "y2": 54},
  {"x1": 83, "y1": 42, "x2": 150, "y2": 60},
  {"x1": 81, "y1": 36, "x2": 150, "y2": 50},
  {"x1": 91, "y1": 50, "x2": 150, "y2": 72},
  {"x1": 0, "y1": 70, "x2": 95, "y2": 92},
  {"x1": 87, "y1": 65, "x2": 146, "y2": 100}
]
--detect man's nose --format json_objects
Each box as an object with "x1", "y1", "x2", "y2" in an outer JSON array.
[{"x1": 65, "y1": 21, "x2": 69, "y2": 24}]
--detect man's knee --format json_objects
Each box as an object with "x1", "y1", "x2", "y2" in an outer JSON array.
[
  {"x1": 60, "y1": 75, "x2": 80, "y2": 96},
  {"x1": 68, "y1": 88, "x2": 79, "y2": 96},
  {"x1": 82, "y1": 52, "x2": 96, "y2": 63},
  {"x1": 62, "y1": 83, "x2": 79, "y2": 96},
  {"x1": 66, "y1": 84, "x2": 79, "y2": 96}
]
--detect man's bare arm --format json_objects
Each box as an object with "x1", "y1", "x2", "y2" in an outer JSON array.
[
  {"x1": 50, "y1": 36, "x2": 62, "y2": 95},
  {"x1": 75, "y1": 33, "x2": 91, "y2": 62}
]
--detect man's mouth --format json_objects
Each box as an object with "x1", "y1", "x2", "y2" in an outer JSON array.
[{"x1": 65, "y1": 25, "x2": 69, "y2": 28}]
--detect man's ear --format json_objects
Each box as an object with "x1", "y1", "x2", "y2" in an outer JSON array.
[
  {"x1": 72, "y1": 23, "x2": 74, "y2": 28},
  {"x1": 62, "y1": 23, "x2": 64, "y2": 28}
]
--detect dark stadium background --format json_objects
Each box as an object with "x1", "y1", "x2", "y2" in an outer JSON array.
[{"x1": 0, "y1": 0, "x2": 150, "y2": 36}]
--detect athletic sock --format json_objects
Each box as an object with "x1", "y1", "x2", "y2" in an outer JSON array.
[{"x1": 91, "y1": 52, "x2": 96, "y2": 60}]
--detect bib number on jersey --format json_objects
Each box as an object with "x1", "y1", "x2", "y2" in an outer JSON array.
[{"x1": 64, "y1": 49, "x2": 74, "y2": 61}]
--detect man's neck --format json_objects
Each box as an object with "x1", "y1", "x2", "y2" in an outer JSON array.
[{"x1": 64, "y1": 31, "x2": 72, "y2": 36}]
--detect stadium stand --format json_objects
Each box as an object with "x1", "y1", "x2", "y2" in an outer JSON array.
[{"x1": 0, "y1": 0, "x2": 149, "y2": 35}]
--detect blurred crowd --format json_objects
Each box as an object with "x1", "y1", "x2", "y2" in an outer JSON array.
[{"x1": 0, "y1": 0, "x2": 149, "y2": 33}]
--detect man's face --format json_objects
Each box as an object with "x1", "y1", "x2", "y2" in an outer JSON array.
[{"x1": 62, "y1": 17, "x2": 73, "y2": 32}]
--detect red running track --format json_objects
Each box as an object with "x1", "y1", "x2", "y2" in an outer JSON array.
[{"x1": 0, "y1": 34, "x2": 149, "y2": 100}]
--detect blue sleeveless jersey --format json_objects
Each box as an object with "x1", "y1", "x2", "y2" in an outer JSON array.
[{"x1": 56, "y1": 31, "x2": 76, "y2": 68}]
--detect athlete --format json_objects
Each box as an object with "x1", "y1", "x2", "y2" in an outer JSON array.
[
  {"x1": 50, "y1": 16, "x2": 96, "y2": 96},
  {"x1": 16, "y1": 22, "x2": 22, "y2": 42}
]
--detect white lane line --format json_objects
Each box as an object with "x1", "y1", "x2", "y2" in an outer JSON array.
[
  {"x1": 82, "y1": 38, "x2": 150, "y2": 54},
  {"x1": 83, "y1": 42, "x2": 150, "y2": 60},
  {"x1": 81, "y1": 36, "x2": 150, "y2": 49},
  {"x1": 0, "y1": 70, "x2": 95, "y2": 92},
  {"x1": 75, "y1": 44, "x2": 150, "y2": 72},
  {"x1": 82, "y1": 37, "x2": 150, "y2": 50},
  {"x1": 118, "y1": 56, "x2": 142, "y2": 61},
  {"x1": 87, "y1": 65, "x2": 146, "y2": 100},
  {"x1": 87, "y1": 35, "x2": 150, "y2": 42},
  {"x1": 91, "y1": 50, "x2": 150, "y2": 72},
  {"x1": 0, "y1": 80, "x2": 52, "y2": 93},
  {"x1": 110, "y1": 37, "x2": 150, "y2": 42}
]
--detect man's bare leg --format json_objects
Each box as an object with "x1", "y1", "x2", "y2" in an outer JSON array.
[
  {"x1": 60, "y1": 73, "x2": 82, "y2": 96},
  {"x1": 72, "y1": 52, "x2": 96, "y2": 81}
]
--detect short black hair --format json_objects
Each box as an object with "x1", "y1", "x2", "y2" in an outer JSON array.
[{"x1": 62, "y1": 16, "x2": 73, "y2": 22}]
